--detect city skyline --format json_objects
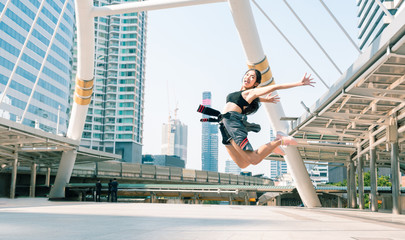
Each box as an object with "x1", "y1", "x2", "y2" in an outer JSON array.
[
  {"x1": 143, "y1": 1, "x2": 360, "y2": 176},
  {"x1": 0, "y1": 0, "x2": 392, "y2": 177}
]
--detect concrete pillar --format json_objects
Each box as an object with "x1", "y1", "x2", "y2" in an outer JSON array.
[
  {"x1": 388, "y1": 117, "x2": 401, "y2": 214},
  {"x1": 350, "y1": 160, "x2": 357, "y2": 208},
  {"x1": 193, "y1": 194, "x2": 201, "y2": 204},
  {"x1": 357, "y1": 144, "x2": 365, "y2": 209},
  {"x1": 244, "y1": 193, "x2": 249, "y2": 205},
  {"x1": 30, "y1": 162, "x2": 37, "y2": 197},
  {"x1": 369, "y1": 131, "x2": 378, "y2": 212},
  {"x1": 229, "y1": 196, "x2": 233, "y2": 205},
  {"x1": 228, "y1": 0, "x2": 320, "y2": 208},
  {"x1": 150, "y1": 192, "x2": 156, "y2": 203},
  {"x1": 45, "y1": 167, "x2": 51, "y2": 187},
  {"x1": 9, "y1": 148, "x2": 18, "y2": 199},
  {"x1": 337, "y1": 196, "x2": 342, "y2": 208},
  {"x1": 391, "y1": 142, "x2": 400, "y2": 214},
  {"x1": 346, "y1": 162, "x2": 351, "y2": 208},
  {"x1": 276, "y1": 195, "x2": 281, "y2": 206}
]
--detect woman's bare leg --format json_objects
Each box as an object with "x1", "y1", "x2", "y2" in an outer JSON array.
[
  {"x1": 253, "y1": 139, "x2": 283, "y2": 164},
  {"x1": 229, "y1": 139, "x2": 282, "y2": 166},
  {"x1": 225, "y1": 145, "x2": 251, "y2": 168}
]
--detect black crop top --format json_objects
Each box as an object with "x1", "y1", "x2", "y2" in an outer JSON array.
[{"x1": 226, "y1": 91, "x2": 249, "y2": 109}]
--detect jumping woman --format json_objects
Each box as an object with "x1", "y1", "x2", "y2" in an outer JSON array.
[{"x1": 217, "y1": 69, "x2": 315, "y2": 168}]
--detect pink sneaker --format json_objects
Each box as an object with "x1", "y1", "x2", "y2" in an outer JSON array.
[
  {"x1": 272, "y1": 146, "x2": 285, "y2": 156},
  {"x1": 276, "y1": 131, "x2": 298, "y2": 146}
]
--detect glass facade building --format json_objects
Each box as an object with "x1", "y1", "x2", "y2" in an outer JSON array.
[
  {"x1": 268, "y1": 129, "x2": 288, "y2": 179},
  {"x1": 73, "y1": 0, "x2": 147, "y2": 163},
  {"x1": 357, "y1": 0, "x2": 404, "y2": 50},
  {"x1": 225, "y1": 159, "x2": 241, "y2": 175},
  {"x1": 0, "y1": 0, "x2": 75, "y2": 135},
  {"x1": 201, "y1": 91, "x2": 218, "y2": 172}
]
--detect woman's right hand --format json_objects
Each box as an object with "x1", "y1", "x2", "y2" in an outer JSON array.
[{"x1": 301, "y1": 73, "x2": 315, "y2": 87}]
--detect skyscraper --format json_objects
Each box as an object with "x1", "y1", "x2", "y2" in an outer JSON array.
[
  {"x1": 0, "y1": 0, "x2": 75, "y2": 134},
  {"x1": 73, "y1": 0, "x2": 147, "y2": 163},
  {"x1": 268, "y1": 129, "x2": 288, "y2": 179},
  {"x1": 201, "y1": 91, "x2": 218, "y2": 172},
  {"x1": 161, "y1": 117, "x2": 188, "y2": 163},
  {"x1": 225, "y1": 159, "x2": 241, "y2": 175},
  {"x1": 357, "y1": 0, "x2": 404, "y2": 50}
]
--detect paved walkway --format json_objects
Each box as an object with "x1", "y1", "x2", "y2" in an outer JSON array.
[{"x1": 1, "y1": 198, "x2": 405, "y2": 240}]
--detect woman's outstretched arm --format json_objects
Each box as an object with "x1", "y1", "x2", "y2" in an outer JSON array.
[{"x1": 246, "y1": 73, "x2": 315, "y2": 102}]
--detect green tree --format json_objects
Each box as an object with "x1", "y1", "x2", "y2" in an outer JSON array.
[{"x1": 328, "y1": 171, "x2": 391, "y2": 209}]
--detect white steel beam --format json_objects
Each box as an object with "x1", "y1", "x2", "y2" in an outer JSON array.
[
  {"x1": 229, "y1": 0, "x2": 321, "y2": 208},
  {"x1": 49, "y1": 0, "x2": 95, "y2": 199},
  {"x1": 91, "y1": 0, "x2": 226, "y2": 17}
]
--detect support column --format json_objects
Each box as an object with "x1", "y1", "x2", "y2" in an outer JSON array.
[
  {"x1": 30, "y1": 162, "x2": 37, "y2": 197},
  {"x1": 45, "y1": 166, "x2": 51, "y2": 187},
  {"x1": 9, "y1": 147, "x2": 18, "y2": 199},
  {"x1": 227, "y1": 0, "x2": 320, "y2": 208},
  {"x1": 388, "y1": 117, "x2": 401, "y2": 214},
  {"x1": 229, "y1": 195, "x2": 233, "y2": 205},
  {"x1": 194, "y1": 194, "x2": 200, "y2": 204},
  {"x1": 369, "y1": 131, "x2": 378, "y2": 212},
  {"x1": 276, "y1": 195, "x2": 281, "y2": 206},
  {"x1": 244, "y1": 193, "x2": 249, "y2": 205},
  {"x1": 346, "y1": 161, "x2": 352, "y2": 208},
  {"x1": 357, "y1": 144, "x2": 364, "y2": 209},
  {"x1": 50, "y1": 0, "x2": 94, "y2": 199},
  {"x1": 337, "y1": 195, "x2": 342, "y2": 208},
  {"x1": 350, "y1": 160, "x2": 357, "y2": 208}
]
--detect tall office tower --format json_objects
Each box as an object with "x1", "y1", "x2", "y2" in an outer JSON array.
[
  {"x1": 357, "y1": 0, "x2": 404, "y2": 50},
  {"x1": 201, "y1": 91, "x2": 218, "y2": 172},
  {"x1": 307, "y1": 164, "x2": 329, "y2": 185},
  {"x1": 73, "y1": 0, "x2": 147, "y2": 163},
  {"x1": 225, "y1": 159, "x2": 241, "y2": 175},
  {"x1": 268, "y1": 129, "x2": 288, "y2": 179},
  {"x1": 161, "y1": 116, "x2": 188, "y2": 163},
  {"x1": 0, "y1": 0, "x2": 75, "y2": 135}
]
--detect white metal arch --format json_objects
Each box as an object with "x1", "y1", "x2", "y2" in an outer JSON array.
[{"x1": 49, "y1": 0, "x2": 321, "y2": 208}]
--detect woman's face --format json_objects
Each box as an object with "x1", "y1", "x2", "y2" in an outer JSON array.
[{"x1": 242, "y1": 70, "x2": 258, "y2": 89}]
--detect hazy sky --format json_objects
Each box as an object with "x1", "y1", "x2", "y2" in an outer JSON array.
[{"x1": 143, "y1": 0, "x2": 360, "y2": 176}]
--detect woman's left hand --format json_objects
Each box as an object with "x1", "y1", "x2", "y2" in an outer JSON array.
[
  {"x1": 301, "y1": 73, "x2": 315, "y2": 87},
  {"x1": 262, "y1": 93, "x2": 280, "y2": 103}
]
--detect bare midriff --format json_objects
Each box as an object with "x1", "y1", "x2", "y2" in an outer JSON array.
[{"x1": 222, "y1": 102, "x2": 243, "y2": 114}]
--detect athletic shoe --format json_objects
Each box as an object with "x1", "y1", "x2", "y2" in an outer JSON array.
[
  {"x1": 276, "y1": 131, "x2": 298, "y2": 146},
  {"x1": 272, "y1": 146, "x2": 285, "y2": 156}
]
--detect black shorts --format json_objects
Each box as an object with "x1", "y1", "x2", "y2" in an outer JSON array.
[{"x1": 219, "y1": 111, "x2": 260, "y2": 151}]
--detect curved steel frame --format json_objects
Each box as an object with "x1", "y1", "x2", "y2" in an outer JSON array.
[{"x1": 49, "y1": 0, "x2": 321, "y2": 208}]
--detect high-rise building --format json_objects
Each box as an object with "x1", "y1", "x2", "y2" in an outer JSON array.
[
  {"x1": 142, "y1": 154, "x2": 185, "y2": 168},
  {"x1": 0, "y1": 0, "x2": 75, "y2": 134},
  {"x1": 307, "y1": 164, "x2": 328, "y2": 185},
  {"x1": 357, "y1": 0, "x2": 404, "y2": 50},
  {"x1": 268, "y1": 129, "x2": 288, "y2": 179},
  {"x1": 270, "y1": 160, "x2": 288, "y2": 179},
  {"x1": 73, "y1": 0, "x2": 147, "y2": 163},
  {"x1": 225, "y1": 159, "x2": 241, "y2": 175},
  {"x1": 161, "y1": 117, "x2": 188, "y2": 163},
  {"x1": 201, "y1": 91, "x2": 218, "y2": 172}
]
